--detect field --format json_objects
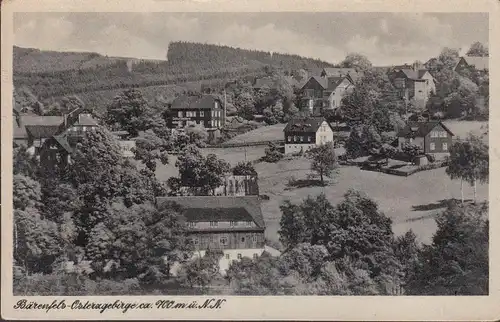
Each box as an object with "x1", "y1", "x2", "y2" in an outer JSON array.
[
  {"x1": 225, "y1": 120, "x2": 487, "y2": 145},
  {"x1": 152, "y1": 120, "x2": 489, "y2": 247},
  {"x1": 255, "y1": 157, "x2": 488, "y2": 246}
]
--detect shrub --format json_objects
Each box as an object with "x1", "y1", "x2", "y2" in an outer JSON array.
[
  {"x1": 426, "y1": 154, "x2": 436, "y2": 163},
  {"x1": 262, "y1": 142, "x2": 283, "y2": 163}
]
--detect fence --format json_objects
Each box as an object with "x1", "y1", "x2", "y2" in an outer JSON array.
[{"x1": 208, "y1": 140, "x2": 284, "y2": 149}]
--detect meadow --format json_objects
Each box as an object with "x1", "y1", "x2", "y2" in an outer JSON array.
[{"x1": 153, "y1": 118, "x2": 489, "y2": 247}]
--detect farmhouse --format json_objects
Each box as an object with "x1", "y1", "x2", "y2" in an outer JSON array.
[
  {"x1": 166, "y1": 94, "x2": 225, "y2": 130},
  {"x1": 158, "y1": 196, "x2": 267, "y2": 274},
  {"x1": 454, "y1": 56, "x2": 489, "y2": 73},
  {"x1": 388, "y1": 67, "x2": 436, "y2": 109},
  {"x1": 300, "y1": 75, "x2": 355, "y2": 115},
  {"x1": 397, "y1": 121, "x2": 454, "y2": 156},
  {"x1": 283, "y1": 116, "x2": 334, "y2": 154}
]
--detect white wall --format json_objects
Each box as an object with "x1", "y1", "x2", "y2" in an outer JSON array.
[
  {"x1": 285, "y1": 143, "x2": 316, "y2": 154},
  {"x1": 315, "y1": 121, "x2": 334, "y2": 145}
]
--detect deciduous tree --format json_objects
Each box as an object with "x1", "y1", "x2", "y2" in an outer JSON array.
[{"x1": 307, "y1": 142, "x2": 338, "y2": 185}]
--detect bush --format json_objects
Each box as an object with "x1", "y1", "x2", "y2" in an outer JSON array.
[
  {"x1": 13, "y1": 273, "x2": 143, "y2": 296},
  {"x1": 262, "y1": 142, "x2": 283, "y2": 163},
  {"x1": 426, "y1": 154, "x2": 436, "y2": 163}
]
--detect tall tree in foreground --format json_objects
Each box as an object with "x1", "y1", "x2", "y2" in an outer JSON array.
[
  {"x1": 405, "y1": 201, "x2": 488, "y2": 295},
  {"x1": 306, "y1": 142, "x2": 338, "y2": 185},
  {"x1": 446, "y1": 133, "x2": 489, "y2": 203}
]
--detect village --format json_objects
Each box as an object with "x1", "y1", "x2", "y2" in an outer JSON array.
[{"x1": 12, "y1": 25, "x2": 490, "y2": 297}]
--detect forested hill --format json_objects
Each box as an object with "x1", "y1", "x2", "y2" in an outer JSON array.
[
  {"x1": 13, "y1": 42, "x2": 333, "y2": 104},
  {"x1": 167, "y1": 41, "x2": 334, "y2": 70}
]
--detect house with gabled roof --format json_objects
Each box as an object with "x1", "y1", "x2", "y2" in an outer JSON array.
[
  {"x1": 396, "y1": 120, "x2": 454, "y2": 155},
  {"x1": 454, "y1": 56, "x2": 489, "y2": 73},
  {"x1": 300, "y1": 75, "x2": 355, "y2": 115},
  {"x1": 157, "y1": 196, "x2": 270, "y2": 274},
  {"x1": 167, "y1": 94, "x2": 225, "y2": 130},
  {"x1": 283, "y1": 116, "x2": 334, "y2": 154},
  {"x1": 388, "y1": 67, "x2": 436, "y2": 108}
]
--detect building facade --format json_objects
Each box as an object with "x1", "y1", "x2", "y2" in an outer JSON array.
[
  {"x1": 300, "y1": 76, "x2": 354, "y2": 116},
  {"x1": 389, "y1": 68, "x2": 436, "y2": 109},
  {"x1": 158, "y1": 196, "x2": 266, "y2": 274},
  {"x1": 283, "y1": 117, "x2": 334, "y2": 154},
  {"x1": 397, "y1": 121, "x2": 454, "y2": 155},
  {"x1": 167, "y1": 94, "x2": 225, "y2": 130}
]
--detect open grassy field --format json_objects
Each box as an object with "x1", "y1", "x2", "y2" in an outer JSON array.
[
  {"x1": 151, "y1": 120, "x2": 488, "y2": 247},
  {"x1": 225, "y1": 124, "x2": 286, "y2": 144},
  {"x1": 442, "y1": 120, "x2": 488, "y2": 140},
  {"x1": 255, "y1": 157, "x2": 488, "y2": 246},
  {"x1": 225, "y1": 120, "x2": 488, "y2": 145}
]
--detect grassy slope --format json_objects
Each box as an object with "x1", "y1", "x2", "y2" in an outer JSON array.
[{"x1": 225, "y1": 120, "x2": 487, "y2": 145}]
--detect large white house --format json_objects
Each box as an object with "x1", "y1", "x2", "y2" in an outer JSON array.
[{"x1": 283, "y1": 116, "x2": 334, "y2": 154}]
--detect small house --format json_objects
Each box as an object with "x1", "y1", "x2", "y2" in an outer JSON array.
[
  {"x1": 299, "y1": 76, "x2": 355, "y2": 115},
  {"x1": 283, "y1": 116, "x2": 334, "y2": 154},
  {"x1": 396, "y1": 121, "x2": 454, "y2": 156},
  {"x1": 157, "y1": 196, "x2": 267, "y2": 274},
  {"x1": 454, "y1": 56, "x2": 489, "y2": 73}
]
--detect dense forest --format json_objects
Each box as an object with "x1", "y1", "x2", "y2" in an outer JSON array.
[{"x1": 13, "y1": 42, "x2": 333, "y2": 109}]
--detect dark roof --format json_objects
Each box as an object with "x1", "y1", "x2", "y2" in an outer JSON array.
[
  {"x1": 25, "y1": 124, "x2": 62, "y2": 139},
  {"x1": 396, "y1": 121, "x2": 454, "y2": 138},
  {"x1": 283, "y1": 116, "x2": 330, "y2": 133},
  {"x1": 157, "y1": 196, "x2": 265, "y2": 229},
  {"x1": 52, "y1": 134, "x2": 73, "y2": 153},
  {"x1": 396, "y1": 68, "x2": 431, "y2": 81},
  {"x1": 460, "y1": 56, "x2": 489, "y2": 70},
  {"x1": 306, "y1": 68, "x2": 324, "y2": 77},
  {"x1": 19, "y1": 115, "x2": 64, "y2": 127},
  {"x1": 170, "y1": 94, "x2": 221, "y2": 110}
]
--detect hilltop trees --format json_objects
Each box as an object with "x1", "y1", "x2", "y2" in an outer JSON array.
[
  {"x1": 446, "y1": 133, "x2": 489, "y2": 203},
  {"x1": 466, "y1": 41, "x2": 489, "y2": 57},
  {"x1": 340, "y1": 53, "x2": 372, "y2": 71}
]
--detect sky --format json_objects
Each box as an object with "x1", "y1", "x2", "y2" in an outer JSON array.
[{"x1": 13, "y1": 12, "x2": 489, "y2": 66}]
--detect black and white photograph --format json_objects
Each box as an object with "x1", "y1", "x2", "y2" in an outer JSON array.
[{"x1": 1, "y1": 1, "x2": 498, "y2": 320}]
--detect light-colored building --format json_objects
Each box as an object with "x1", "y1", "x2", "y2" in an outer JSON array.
[
  {"x1": 157, "y1": 196, "x2": 269, "y2": 275},
  {"x1": 283, "y1": 117, "x2": 334, "y2": 154},
  {"x1": 300, "y1": 76, "x2": 355, "y2": 116},
  {"x1": 388, "y1": 67, "x2": 436, "y2": 109}
]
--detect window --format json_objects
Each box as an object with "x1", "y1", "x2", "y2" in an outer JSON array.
[
  {"x1": 241, "y1": 237, "x2": 246, "y2": 243},
  {"x1": 188, "y1": 222, "x2": 196, "y2": 228},
  {"x1": 178, "y1": 111, "x2": 183, "y2": 117},
  {"x1": 307, "y1": 136, "x2": 311, "y2": 142},
  {"x1": 225, "y1": 254, "x2": 230, "y2": 259},
  {"x1": 430, "y1": 131, "x2": 437, "y2": 138},
  {"x1": 220, "y1": 236, "x2": 228, "y2": 245},
  {"x1": 210, "y1": 221, "x2": 218, "y2": 227},
  {"x1": 192, "y1": 237, "x2": 199, "y2": 245},
  {"x1": 237, "y1": 253, "x2": 242, "y2": 259},
  {"x1": 252, "y1": 235, "x2": 257, "y2": 242},
  {"x1": 200, "y1": 110, "x2": 204, "y2": 117},
  {"x1": 443, "y1": 142, "x2": 448, "y2": 151},
  {"x1": 439, "y1": 131, "x2": 447, "y2": 138},
  {"x1": 230, "y1": 221, "x2": 237, "y2": 227},
  {"x1": 253, "y1": 253, "x2": 258, "y2": 259},
  {"x1": 299, "y1": 136, "x2": 303, "y2": 142},
  {"x1": 430, "y1": 143, "x2": 435, "y2": 151}
]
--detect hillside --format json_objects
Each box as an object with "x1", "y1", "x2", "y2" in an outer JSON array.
[{"x1": 13, "y1": 42, "x2": 334, "y2": 112}]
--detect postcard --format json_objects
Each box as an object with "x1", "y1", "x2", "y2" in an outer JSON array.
[{"x1": 1, "y1": 0, "x2": 499, "y2": 320}]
